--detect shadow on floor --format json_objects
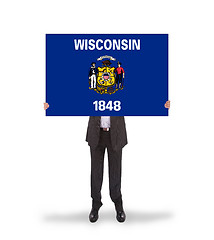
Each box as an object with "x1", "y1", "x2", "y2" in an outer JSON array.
[{"x1": 44, "y1": 210, "x2": 173, "y2": 224}]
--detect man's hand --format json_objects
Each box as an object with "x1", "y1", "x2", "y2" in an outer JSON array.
[
  {"x1": 44, "y1": 103, "x2": 49, "y2": 110},
  {"x1": 164, "y1": 100, "x2": 170, "y2": 109}
]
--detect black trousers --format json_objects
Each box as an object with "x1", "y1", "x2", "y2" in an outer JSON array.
[
  {"x1": 90, "y1": 129, "x2": 123, "y2": 211},
  {"x1": 116, "y1": 74, "x2": 123, "y2": 88}
]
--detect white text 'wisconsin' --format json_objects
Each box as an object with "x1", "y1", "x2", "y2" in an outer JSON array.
[{"x1": 74, "y1": 39, "x2": 141, "y2": 51}]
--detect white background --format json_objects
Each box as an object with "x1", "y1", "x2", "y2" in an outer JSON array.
[{"x1": 0, "y1": 0, "x2": 214, "y2": 239}]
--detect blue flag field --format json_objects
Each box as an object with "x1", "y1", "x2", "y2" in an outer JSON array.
[{"x1": 46, "y1": 34, "x2": 168, "y2": 116}]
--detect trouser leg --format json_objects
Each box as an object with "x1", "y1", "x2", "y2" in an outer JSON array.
[
  {"x1": 94, "y1": 75, "x2": 96, "y2": 88},
  {"x1": 90, "y1": 145, "x2": 105, "y2": 210},
  {"x1": 90, "y1": 76, "x2": 93, "y2": 88},
  {"x1": 90, "y1": 75, "x2": 94, "y2": 88},
  {"x1": 116, "y1": 75, "x2": 119, "y2": 88},
  {"x1": 91, "y1": 75, "x2": 96, "y2": 89},
  {"x1": 119, "y1": 74, "x2": 123, "y2": 88},
  {"x1": 107, "y1": 144, "x2": 123, "y2": 211}
]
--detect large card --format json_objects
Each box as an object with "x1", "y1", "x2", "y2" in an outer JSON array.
[{"x1": 46, "y1": 34, "x2": 168, "y2": 116}]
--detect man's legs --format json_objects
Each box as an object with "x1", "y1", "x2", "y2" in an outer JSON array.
[
  {"x1": 90, "y1": 75, "x2": 96, "y2": 89},
  {"x1": 90, "y1": 130, "x2": 125, "y2": 222},
  {"x1": 119, "y1": 74, "x2": 123, "y2": 89},
  {"x1": 93, "y1": 75, "x2": 96, "y2": 88}
]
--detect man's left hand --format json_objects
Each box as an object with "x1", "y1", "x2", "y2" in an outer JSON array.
[{"x1": 164, "y1": 100, "x2": 170, "y2": 109}]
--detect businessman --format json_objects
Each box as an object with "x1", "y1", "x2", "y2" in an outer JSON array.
[
  {"x1": 86, "y1": 116, "x2": 127, "y2": 223},
  {"x1": 44, "y1": 100, "x2": 170, "y2": 223}
]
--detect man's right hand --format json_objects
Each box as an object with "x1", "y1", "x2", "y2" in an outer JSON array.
[{"x1": 44, "y1": 103, "x2": 49, "y2": 110}]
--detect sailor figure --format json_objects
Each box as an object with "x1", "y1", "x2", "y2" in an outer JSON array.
[{"x1": 89, "y1": 62, "x2": 98, "y2": 89}]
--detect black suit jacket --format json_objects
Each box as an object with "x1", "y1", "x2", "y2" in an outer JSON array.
[{"x1": 86, "y1": 116, "x2": 128, "y2": 150}]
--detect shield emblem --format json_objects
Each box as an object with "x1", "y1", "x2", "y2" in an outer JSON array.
[
  {"x1": 88, "y1": 56, "x2": 124, "y2": 94},
  {"x1": 97, "y1": 66, "x2": 116, "y2": 87}
]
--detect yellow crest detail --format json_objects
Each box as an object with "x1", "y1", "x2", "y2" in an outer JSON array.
[{"x1": 97, "y1": 66, "x2": 116, "y2": 87}]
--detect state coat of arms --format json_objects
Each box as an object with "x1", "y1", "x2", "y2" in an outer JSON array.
[{"x1": 88, "y1": 55, "x2": 125, "y2": 94}]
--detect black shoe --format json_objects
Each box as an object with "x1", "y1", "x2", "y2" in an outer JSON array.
[
  {"x1": 89, "y1": 208, "x2": 99, "y2": 223},
  {"x1": 116, "y1": 210, "x2": 126, "y2": 222}
]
